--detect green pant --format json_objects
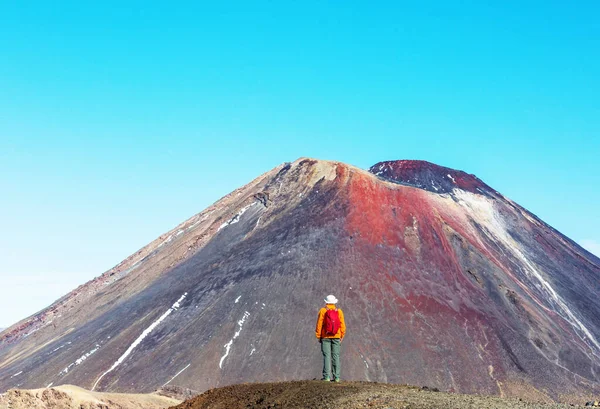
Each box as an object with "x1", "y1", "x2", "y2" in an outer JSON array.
[{"x1": 321, "y1": 338, "x2": 341, "y2": 380}]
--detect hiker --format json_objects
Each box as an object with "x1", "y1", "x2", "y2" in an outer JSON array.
[{"x1": 315, "y1": 294, "x2": 346, "y2": 382}]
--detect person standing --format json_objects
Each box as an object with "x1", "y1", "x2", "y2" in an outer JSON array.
[{"x1": 315, "y1": 294, "x2": 346, "y2": 382}]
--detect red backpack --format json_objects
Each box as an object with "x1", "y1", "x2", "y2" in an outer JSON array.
[{"x1": 323, "y1": 308, "x2": 340, "y2": 336}]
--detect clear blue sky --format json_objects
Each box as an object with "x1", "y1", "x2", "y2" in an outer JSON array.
[{"x1": 1, "y1": 1, "x2": 599, "y2": 328}]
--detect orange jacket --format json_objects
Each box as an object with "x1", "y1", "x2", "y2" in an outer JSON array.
[{"x1": 315, "y1": 304, "x2": 346, "y2": 339}]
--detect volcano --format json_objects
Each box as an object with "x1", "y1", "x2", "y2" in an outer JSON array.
[{"x1": 1, "y1": 158, "x2": 599, "y2": 401}]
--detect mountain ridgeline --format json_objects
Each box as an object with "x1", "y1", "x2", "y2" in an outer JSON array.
[{"x1": 1, "y1": 158, "x2": 599, "y2": 402}]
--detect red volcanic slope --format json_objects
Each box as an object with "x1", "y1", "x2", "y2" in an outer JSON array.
[{"x1": 0, "y1": 158, "x2": 599, "y2": 403}]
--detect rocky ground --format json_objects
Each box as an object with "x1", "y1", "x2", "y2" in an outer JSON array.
[
  {"x1": 2, "y1": 380, "x2": 598, "y2": 409},
  {"x1": 170, "y1": 380, "x2": 587, "y2": 409},
  {"x1": 0, "y1": 384, "x2": 180, "y2": 409}
]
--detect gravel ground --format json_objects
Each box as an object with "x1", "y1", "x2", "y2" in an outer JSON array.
[{"x1": 170, "y1": 380, "x2": 583, "y2": 409}]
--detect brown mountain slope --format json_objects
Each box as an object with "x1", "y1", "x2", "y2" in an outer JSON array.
[{"x1": 1, "y1": 158, "x2": 599, "y2": 402}]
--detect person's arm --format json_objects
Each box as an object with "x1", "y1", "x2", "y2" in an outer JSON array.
[
  {"x1": 315, "y1": 308, "x2": 325, "y2": 339},
  {"x1": 339, "y1": 309, "x2": 346, "y2": 340}
]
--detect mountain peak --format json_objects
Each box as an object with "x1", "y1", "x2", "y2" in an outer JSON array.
[
  {"x1": 368, "y1": 159, "x2": 493, "y2": 194},
  {"x1": 1, "y1": 158, "x2": 599, "y2": 401}
]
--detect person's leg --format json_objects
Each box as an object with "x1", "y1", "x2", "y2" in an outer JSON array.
[
  {"x1": 331, "y1": 338, "x2": 341, "y2": 381},
  {"x1": 321, "y1": 339, "x2": 332, "y2": 380}
]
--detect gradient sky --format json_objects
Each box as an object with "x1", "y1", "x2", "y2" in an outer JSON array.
[{"x1": 1, "y1": 1, "x2": 599, "y2": 328}]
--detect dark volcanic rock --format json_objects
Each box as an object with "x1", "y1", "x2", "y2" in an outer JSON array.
[
  {"x1": 1, "y1": 158, "x2": 599, "y2": 403},
  {"x1": 370, "y1": 160, "x2": 495, "y2": 194},
  {"x1": 155, "y1": 385, "x2": 198, "y2": 401}
]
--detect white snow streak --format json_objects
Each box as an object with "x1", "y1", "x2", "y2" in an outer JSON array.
[
  {"x1": 218, "y1": 203, "x2": 257, "y2": 231},
  {"x1": 219, "y1": 311, "x2": 250, "y2": 368},
  {"x1": 162, "y1": 363, "x2": 191, "y2": 386},
  {"x1": 187, "y1": 220, "x2": 202, "y2": 230},
  {"x1": 375, "y1": 163, "x2": 386, "y2": 176},
  {"x1": 23, "y1": 328, "x2": 38, "y2": 337},
  {"x1": 158, "y1": 234, "x2": 174, "y2": 248},
  {"x1": 46, "y1": 382, "x2": 53, "y2": 388},
  {"x1": 59, "y1": 344, "x2": 101, "y2": 376},
  {"x1": 91, "y1": 292, "x2": 188, "y2": 391},
  {"x1": 76, "y1": 345, "x2": 100, "y2": 365},
  {"x1": 235, "y1": 296, "x2": 241, "y2": 303},
  {"x1": 453, "y1": 189, "x2": 600, "y2": 356},
  {"x1": 447, "y1": 174, "x2": 456, "y2": 183},
  {"x1": 10, "y1": 371, "x2": 22, "y2": 378},
  {"x1": 51, "y1": 342, "x2": 71, "y2": 353},
  {"x1": 359, "y1": 354, "x2": 369, "y2": 369}
]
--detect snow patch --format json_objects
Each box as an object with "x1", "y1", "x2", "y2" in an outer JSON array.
[
  {"x1": 219, "y1": 311, "x2": 250, "y2": 368},
  {"x1": 218, "y1": 203, "x2": 257, "y2": 231},
  {"x1": 235, "y1": 296, "x2": 241, "y2": 303},
  {"x1": 46, "y1": 382, "x2": 53, "y2": 388},
  {"x1": 453, "y1": 189, "x2": 600, "y2": 356},
  {"x1": 59, "y1": 344, "x2": 101, "y2": 376},
  {"x1": 447, "y1": 174, "x2": 456, "y2": 183},
  {"x1": 91, "y1": 292, "x2": 188, "y2": 390},
  {"x1": 157, "y1": 234, "x2": 175, "y2": 248},
  {"x1": 10, "y1": 371, "x2": 22, "y2": 378},
  {"x1": 24, "y1": 328, "x2": 39, "y2": 338},
  {"x1": 107, "y1": 261, "x2": 142, "y2": 285},
  {"x1": 50, "y1": 341, "x2": 72, "y2": 354},
  {"x1": 187, "y1": 220, "x2": 201, "y2": 230},
  {"x1": 374, "y1": 163, "x2": 388, "y2": 176},
  {"x1": 76, "y1": 345, "x2": 100, "y2": 365},
  {"x1": 60, "y1": 363, "x2": 75, "y2": 375}
]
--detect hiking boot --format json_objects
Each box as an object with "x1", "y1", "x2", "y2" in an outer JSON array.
[
  {"x1": 321, "y1": 378, "x2": 330, "y2": 382},
  {"x1": 334, "y1": 378, "x2": 341, "y2": 382}
]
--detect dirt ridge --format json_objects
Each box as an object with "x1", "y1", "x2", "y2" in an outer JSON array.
[
  {"x1": 0, "y1": 384, "x2": 180, "y2": 409},
  {"x1": 170, "y1": 380, "x2": 582, "y2": 409}
]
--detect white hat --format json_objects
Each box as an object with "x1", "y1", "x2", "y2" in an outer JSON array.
[{"x1": 324, "y1": 294, "x2": 338, "y2": 304}]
